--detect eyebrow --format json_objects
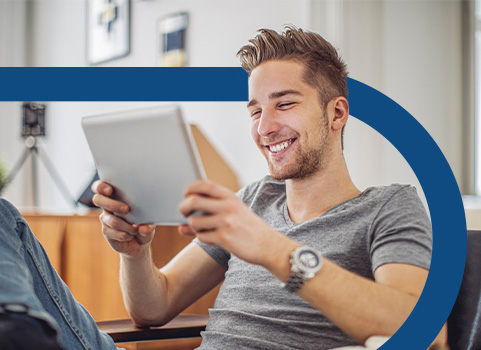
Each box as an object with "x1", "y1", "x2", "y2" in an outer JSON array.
[{"x1": 247, "y1": 89, "x2": 303, "y2": 108}]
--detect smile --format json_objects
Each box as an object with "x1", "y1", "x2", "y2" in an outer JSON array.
[{"x1": 267, "y1": 139, "x2": 295, "y2": 153}]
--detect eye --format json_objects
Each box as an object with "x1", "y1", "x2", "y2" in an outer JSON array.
[
  {"x1": 250, "y1": 109, "x2": 262, "y2": 119},
  {"x1": 278, "y1": 102, "x2": 296, "y2": 110}
]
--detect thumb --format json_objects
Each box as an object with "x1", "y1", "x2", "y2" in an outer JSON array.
[
  {"x1": 135, "y1": 224, "x2": 156, "y2": 245},
  {"x1": 138, "y1": 224, "x2": 156, "y2": 236}
]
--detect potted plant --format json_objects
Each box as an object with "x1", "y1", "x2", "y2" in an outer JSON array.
[{"x1": 0, "y1": 160, "x2": 7, "y2": 195}]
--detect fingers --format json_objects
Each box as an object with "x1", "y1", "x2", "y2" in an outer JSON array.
[
  {"x1": 103, "y1": 223, "x2": 154, "y2": 248},
  {"x1": 178, "y1": 215, "x2": 221, "y2": 240},
  {"x1": 177, "y1": 224, "x2": 218, "y2": 246},
  {"x1": 178, "y1": 225, "x2": 196, "y2": 237},
  {"x1": 102, "y1": 221, "x2": 136, "y2": 243},
  {"x1": 93, "y1": 193, "x2": 129, "y2": 215},
  {"x1": 100, "y1": 211, "x2": 138, "y2": 235},
  {"x1": 135, "y1": 224, "x2": 156, "y2": 244},
  {"x1": 92, "y1": 180, "x2": 112, "y2": 196},
  {"x1": 138, "y1": 224, "x2": 156, "y2": 236},
  {"x1": 184, "y1": 179, "x2": 232, "y2": 199},
  {"x1": 188, "y1": 214, "x2": 219, "y2": 233},
  {"x1": 93, "y1": 180, "x2": 156, "y2": 253},
  {"x1": 178, "y1": 195, "x2": 223, "y2": 218},
  {"x1": 101, "y1": 212, "x2": 155, "y2": 246},
  {"x1": 91, "y1": 180, "x2": 129, "y2": 215}
]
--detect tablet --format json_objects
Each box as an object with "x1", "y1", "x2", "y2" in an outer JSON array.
[{"x1": 81, "y1": 105, "x2": 206, "y2": 225}]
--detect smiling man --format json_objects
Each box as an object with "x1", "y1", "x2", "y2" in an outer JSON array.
[{"x1": 93, "y1": 27, "x2": 446, "y2": 349}]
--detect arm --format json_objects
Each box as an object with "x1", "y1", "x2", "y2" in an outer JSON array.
[
  {"x1": 178, "y1": 179, "x2": 446, "y2": 347},
  {"x1": 268, "y1": 251, "x2": 446, "y2": 345},
  {"x1": 92, "y1": 181, "x2": 226, "y2": 327},
  {"x1": 120, "y1": 242, "x2": 226, "y2": 326}
]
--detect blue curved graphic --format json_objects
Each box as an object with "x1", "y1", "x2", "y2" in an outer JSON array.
[{"x1": 347, "y1": 78, "x2": 466, "y2": 349}]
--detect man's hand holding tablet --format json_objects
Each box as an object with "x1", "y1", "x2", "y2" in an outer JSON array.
[{"x1": 92, "y1": 180, "x2": 156, "y2": 258}]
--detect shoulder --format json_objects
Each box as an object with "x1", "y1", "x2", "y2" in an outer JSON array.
[
  {"x1": 340, "y1": 184, "x2": 422, "y2": 217},
  {"x1": 366, "y1": 184, "x2": 432, "y2": 271},
  {"x1": 355, "y1": 183, "x2": 430, "y2": 233},
  {"x1": 361, "y1": 184, "x2": 422, "y2": 210},
  {"x1": 236, "y1": 175, "x2": 286, "y2": 206},
  {"x1": 363, "y1": 183, "x2": 415, "y2": 199}
]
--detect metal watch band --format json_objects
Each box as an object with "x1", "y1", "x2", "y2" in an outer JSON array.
[{"x1": 283, "y1": 273, "x2": 306, "y2": 293}]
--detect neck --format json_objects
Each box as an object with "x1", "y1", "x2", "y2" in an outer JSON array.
[{"x1": 285, "y1": 151, "x2": 360, "y2": 223}]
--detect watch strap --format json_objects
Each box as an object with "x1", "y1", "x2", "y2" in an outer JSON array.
[{"x1": 283, "y1": 272, "x2": 306, "y2": 293}]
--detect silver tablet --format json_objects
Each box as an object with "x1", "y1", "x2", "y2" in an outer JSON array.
[{"x1": 81, "y1": 105, "x2": 205, "y2": 225}]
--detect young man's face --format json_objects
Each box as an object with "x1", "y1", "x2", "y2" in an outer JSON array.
[{"x1": 247, "y1": 60, "x2": 331, "y2": 180}]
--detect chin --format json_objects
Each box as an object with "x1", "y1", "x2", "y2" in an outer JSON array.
[
  {"x1": 268, "y1": 162, "x2": 321, "y2": 181},
  {"x1": 268, "y1": 167, "x2": 300, "y2": 181}
]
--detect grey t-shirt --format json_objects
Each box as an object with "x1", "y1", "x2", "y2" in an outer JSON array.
[{"x1": 195, "y1": 176, "x2": 432, "y2": 350}]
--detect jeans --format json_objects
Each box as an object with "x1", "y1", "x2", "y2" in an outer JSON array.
[{"x1": 0, "y1": 198, "x2": 120, "y2": 350}]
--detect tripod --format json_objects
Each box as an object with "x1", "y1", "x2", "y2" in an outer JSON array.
[{"x1": 3, "y1": 136, "x2": 78, "y2": 209}]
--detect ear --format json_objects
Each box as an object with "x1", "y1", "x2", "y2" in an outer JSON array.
[{"x1": 330, "y1": 97, "x2": 349, "y2": 131}]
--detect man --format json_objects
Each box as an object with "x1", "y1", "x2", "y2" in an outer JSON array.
[
  {"x1": 93, "y1": 26, "x2": 446, "y2": 349},
  {"x1": 0, "y1": 26, "x2": 444, "y2": 350}
]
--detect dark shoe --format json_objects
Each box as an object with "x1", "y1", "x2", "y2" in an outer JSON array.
[{"x1": 0, "y1": 307, "x2": 63, "y2": 350}]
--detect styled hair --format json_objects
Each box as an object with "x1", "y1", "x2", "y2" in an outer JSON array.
[{"x1": 237, "y1": 26, "x2": 348, "y2": 110}]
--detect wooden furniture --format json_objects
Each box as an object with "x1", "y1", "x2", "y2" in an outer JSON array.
[{"x1": 97, "y1": 315, "x2": 209, "y2": 343}]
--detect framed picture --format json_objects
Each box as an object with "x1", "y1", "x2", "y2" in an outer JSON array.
[
  {"x1": 86, "y1": 0, "x2": 131, "y2": 65},
  {"x1": 157, "y1": 12, "x2": 189, "y2": 67}
]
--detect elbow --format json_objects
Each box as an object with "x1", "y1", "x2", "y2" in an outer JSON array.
[
  {"x1": 126, "y1": 305, "x2": 170, "y2": 328},
  {"x1": 129, "y1": 312, "x2": 168, "y2": 328}
]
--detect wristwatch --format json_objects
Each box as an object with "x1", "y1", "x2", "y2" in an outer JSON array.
[{"x1": 282, "y1": 246, "x2": 323, "y2": 293}]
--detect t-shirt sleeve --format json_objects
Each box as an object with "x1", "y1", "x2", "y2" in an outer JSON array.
[
  {"x1": 369, "y1": 185, "x2": 432, "y2": 273},
  {"x1": 194, "y1": 238, "x2": 231, "y2": 269}
]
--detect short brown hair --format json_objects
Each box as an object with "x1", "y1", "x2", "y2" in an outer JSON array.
[{"x1": 237, "y1": 26, "x2": 348, "y2": 110}]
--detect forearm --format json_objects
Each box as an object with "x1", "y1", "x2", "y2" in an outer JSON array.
[
  {"x1": 298, "y1": 261, "x2": 447, "y2": 346},
  {"x1": 297, "y1": 260, "x2": 417, "y2": 343},
  {"x1": 120, "y1": 245, "x2": 168, "y2": 327},
  {"x1": 263, "y1": 237, "x2": 436, "y2": 345}
]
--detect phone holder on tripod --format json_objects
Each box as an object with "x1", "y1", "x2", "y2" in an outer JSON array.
[{"x1": 2, "y1": 103, "x2": 78, "y2": 209}]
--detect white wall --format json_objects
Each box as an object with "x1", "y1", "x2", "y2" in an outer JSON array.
[
  {"x1": 0, "y1": 0, "x2": 463, "y2": 215},
  {"x1": 381, "y1": 0, "x2": 462, "y2": 187},
  {"x1": 310, "y1": 0, "x2": 462, "y2": 210},
  {"x1": 0, "y1": 1, "x2": 31, "y2": 207}
]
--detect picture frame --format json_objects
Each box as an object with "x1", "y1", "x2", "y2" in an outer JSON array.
[
  {"x1": 156, "y1": 12, "x2": 189, "y2": 67},
  {"x1": 86, "y1": 0, "x2": 131, "y2": 65}
]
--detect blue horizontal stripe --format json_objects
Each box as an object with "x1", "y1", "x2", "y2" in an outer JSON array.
[{"x1": 0, "y1": 67, "x2": 248, "y2": 101}]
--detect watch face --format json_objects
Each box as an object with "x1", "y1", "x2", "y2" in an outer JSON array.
[{"x1": 299, "y1": 250, "x2": 319, "y2": 269}]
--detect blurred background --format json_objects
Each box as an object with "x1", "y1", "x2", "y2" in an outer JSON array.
[{"x1": 0, "y1": 0, "x2": 477, "y2": 224}]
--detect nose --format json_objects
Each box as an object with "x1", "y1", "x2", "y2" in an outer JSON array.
[{"x1": 256, "y1": 109, "x2": 281, "y2": 137}]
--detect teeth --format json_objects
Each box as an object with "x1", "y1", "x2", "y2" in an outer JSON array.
[{"x1": 269, "y1": 140, "x2": 292, "y2": 153}]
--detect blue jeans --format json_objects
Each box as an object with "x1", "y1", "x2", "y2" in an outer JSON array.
[{"x1": 0, "y1": 198, "x2": 120, "y2": 350}]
